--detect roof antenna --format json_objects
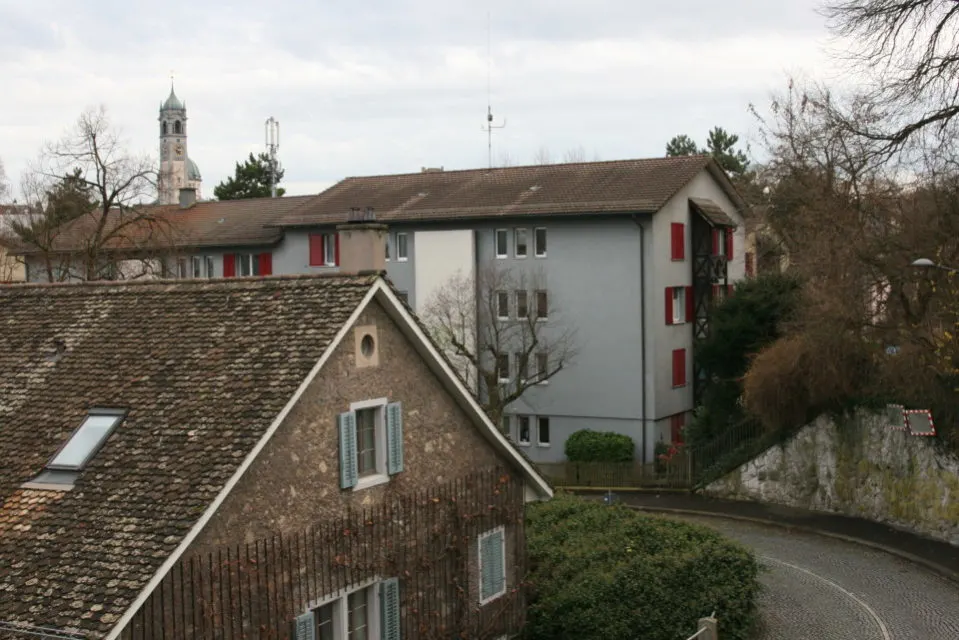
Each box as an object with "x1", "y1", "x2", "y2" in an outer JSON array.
[
  {"x1": 265, "y1": 117, "x2": 280, "y2": 198},
  {"x1": 481, "y1": 11, "x2": 506, "y2": 170}
]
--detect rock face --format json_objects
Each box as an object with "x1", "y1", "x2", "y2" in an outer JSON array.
[{"x1": 705, "y1": 411, "x2": 959, "y2": 546}]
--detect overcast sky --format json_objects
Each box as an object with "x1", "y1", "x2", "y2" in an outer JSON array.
[{"x1": 0, "y1": 0, "x2": 852, "y2": 198}]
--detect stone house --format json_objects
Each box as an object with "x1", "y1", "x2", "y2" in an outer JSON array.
[{"x1": 0, "y1": 222, "x2": 552, "y2": 639}]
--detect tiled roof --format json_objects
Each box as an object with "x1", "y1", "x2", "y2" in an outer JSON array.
[
  {"x1": 0, "y1": 274, "x2": 376, "y2": 637},
  {"x1": 690, "y1": 197, "x2": 738, "y2": 228},
  {"x1": 275, "y1": 155, "x2": 726, "y2": 227},
  {"x1": 12, "y1": 195, "x2": 320, "y2": 255}
]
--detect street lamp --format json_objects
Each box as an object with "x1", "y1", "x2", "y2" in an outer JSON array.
[{"x1": 911, "y1": 258, "x2": 959, "y2": 273}]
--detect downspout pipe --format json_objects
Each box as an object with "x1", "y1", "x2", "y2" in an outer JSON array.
[{"x1": 631, "y1": 215, "x2": 647, "y2": 464}]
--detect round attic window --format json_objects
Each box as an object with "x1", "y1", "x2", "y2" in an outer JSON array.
[{"x1": 360, "y1": 334, "x2": 376, "y2": 358}]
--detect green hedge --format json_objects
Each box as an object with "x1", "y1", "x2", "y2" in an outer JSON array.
[
  {"x1": 564, "y1": 429, "x2": 634, "y2": 462},
  {"x1": 524, "y1": 495, "x2": 760, "y2": 640}
]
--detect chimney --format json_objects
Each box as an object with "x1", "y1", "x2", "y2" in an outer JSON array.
[
  {"x1": 336, "y1": 207, "x2": 388, "y2": 274},
  {"x1": 178, "y1": 188, "x2": 197, "y2": 209}
]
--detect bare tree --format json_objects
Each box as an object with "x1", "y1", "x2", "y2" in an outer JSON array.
[
  {"x1": 824, "y1": 0, "x2": 959, "y2": 152},
  {"x1": 532, "y1": 146, "x2": 554, "y2": 165},
  {"x1": 421, "y1": 264, "x2": 578, "y2": 428},
  {"x1": 10, "y1": 106, "x2": 177, "y2": 281},
  {"x1": 562, "y1": 145, "x2": 587, "y2": 163},
  {"x1": 0, "y1": 157, "x2": 8, "y2": 202}
]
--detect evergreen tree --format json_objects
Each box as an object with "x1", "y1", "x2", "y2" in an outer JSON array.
[{"x1": 214, "y1": 152, "x2": 285, "y2": 200}]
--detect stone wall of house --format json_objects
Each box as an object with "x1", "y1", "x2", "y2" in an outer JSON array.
[
  {"x1": 704, "y1": 411, "x2": 959, "y2": 546},
  {"x1": 191, "y1": 298, "x2": 509, "y2": 551}
]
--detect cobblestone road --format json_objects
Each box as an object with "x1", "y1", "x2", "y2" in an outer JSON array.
[{"x1": 672, "y1": 515, "x2": 959, "y2": 639}]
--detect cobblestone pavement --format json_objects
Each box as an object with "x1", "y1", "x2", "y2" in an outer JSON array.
[{"x1": 671, "y1": 515, "x2": 959, "y2": 640}]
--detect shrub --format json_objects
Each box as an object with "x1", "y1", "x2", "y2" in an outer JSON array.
[
  {"x1": 523, "y1": 494, "x2": 760, "y2": 640},
  {"x1": 564, "y1": 430, "x2": 634, "y2": 462}
]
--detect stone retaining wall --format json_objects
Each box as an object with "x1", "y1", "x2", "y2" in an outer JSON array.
[{"x1": 704, "y1": 411, "x2": 959, "y2": 545}]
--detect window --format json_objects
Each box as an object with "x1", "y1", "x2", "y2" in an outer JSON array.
[
  {"x1": 309, "y1": 233, "x2": 339, "y2": 267},
  {"x1": 47, "y1": 409, "x2": 125, "y2": 471},
  {"x1": 516, "y1": 291, "x2": 528, "y2": 319},
  {"x1": 536, "y1": 352, "x2": 548, "y2": 384},
  {"x1": 497, "y1": 354, "x2": 510, "y2": 382},
  {"x1": 177, "y1": 258, "x2": 188, "y2": 279},
  {"x1": 478, "y1": 527, "x2": 507, "y2": 604},
  {"x1": 396, "y1": 233, "x2": 408, "y2": 261},
  {"x1": 495, "y1": 229, "x2": 508, "y2": 258},
  {"x1": 356, "y1": 408, "x2": 377, "y2": 477},
  {"x1": 174, "y1": 120, "x2": 181, "y2": 134},
  {"x1": 672, "y1": 348, "x2": 687, "y2": 388},
  {"x1": 517, "y1": 417, "x2": 531, "y2": 445},
  {"x1": 537, "y1": 417, "x2": 550, "y2": 446},
  {"x1": 671, "y1": 222, "x2": 685, "y2": 261},
  {"x1": 161, "y1": 122, "x2": 168, "y2": 135},
  {"x1": 514, "y1": 352, "x2": 528, "y2": 382},
  {"x1": 496, "y1": 291, "x2": 509, "y2": 320},
  {"x1": 296, "y1": 578, "x2": 400, "y2": 640},
  {"x1": 665, "y1": 286, "x2": 685, "y2": 325},
  {"x1": 535, "y1": 290, "x2": 548, "y2": 320},
  {"x1": 670, "y1": 413, "x2": 686, "y2": 445},
  {"x1": 515, "y1": 228, "x2": 528, "y2": 258},
  {"x1": 237, "y1": 254, "x2": 261, "y2": 277},
  {"x1": 191, "y1": 256, "x2": 202, "y2": 279},
  {"x1": 384, "y1": 235, "x2": 391, "y2": 261},
  {"x1": 712, "y1": 227, "x2": 732, "y2": 258},
  {"x1": 204, "y1": 256, "x2": 214, "y2": 278},
  {"x1": 338, "y1": 400, "x2": 403, "y2": 490},
  {"x1": 534, "y1": 228, "x2": 547, "y2": 257}
]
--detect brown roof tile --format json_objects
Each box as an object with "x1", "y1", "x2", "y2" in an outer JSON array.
[
  {"x1": 14, "y1": 195, "x2": 321, "y2": 255},
  {"x1": 275, "y1": 156, "x2": 719, "y2": 227},
  {"x1": 0, "y1": 274, "x2": 376, "y2": 637},
  {"x1": 690, "y1": 197, "x2": 739, "y2": 228}
]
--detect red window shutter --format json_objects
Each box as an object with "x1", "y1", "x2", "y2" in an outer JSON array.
[
  {"x1": 309, "y1": 234, "x2": 323, "y2": 266},
  {"x1": 672, "y1": 348, "x2": 687, "y2": 387},
  {"x1": 223, "y1": 254, "x2": 236, "y2": 278},
  {"x1": 665, "y1": 287, "x2": 674, "y2": 325},
  {"x1": 671, "y1": 413, "x2": 686, "y2": 444},
  {"x1": 685, "y1": 285, "x2": 694, "y2": 321},
  {"x1": 258, "y1": 252, "x2": 273, "y2": 276},
  {"x1": 711, "y1": 228, "x2": 720, "y2": 255},
  {"x1": 334, "y1": 233, "x2": 341, "y2": 266},
  {"x1": 726, "y1": 229, "x2": 734, "y2": 259},
  {"x1": 670, "y1": 223, "x2": 685, "y2": 260}
]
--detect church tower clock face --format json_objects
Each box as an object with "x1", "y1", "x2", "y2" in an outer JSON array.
[{"x1": 174, "y1": 141, "x2": 184, "y2": 159}]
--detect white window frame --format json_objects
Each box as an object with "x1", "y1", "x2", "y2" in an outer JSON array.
[
  {"x1": 495, "y1": 229, "x2": 509, "y2": 259},
  {"x1": 516, "y1": 290, "x2": 529, "y2": 319},
  {"x1": 396, "y1": 233, "x2": 409, "y2": 262},
  {"x1": 204, "y1": 255, "x2": 215, "y2": 278},
  {"x1": 535, "y1": 351, "x2": 549, "y2": 386},
  {"x1": 534, "y1": 227, "x2": 547, "y2": 258},
  {"x1": 47, "y1": 409, "x2": 125, "y2": 471},
  {"x1": 517, "y1": 416, "x2": 531, "y2": 446},
  {"x1": 536, "y1": 416, "x2": 551, "y2": 447},
  {"x1": 496, "y1": 291, "x2": 509, "y2": 320},
  {"x1": 191, "y1": 256, "x2": 202, "y2": 279},
  {"x1": 497, "y1": 354, "x2": 510, "y2": 383},
  {"x1": 717, "y1": 228, "x2": 728, "y2": 257},
  {"x1": 237, "y1": 253, "x2": 260, "y2": 277},
  {"x1": 514, "y1": 351, "x2": 528, "y2": 383},
  {"x1": 515, "y1": 228, "x2": 528, "y2": 259},
  {"x1": 303, "y1": 577, "x2": 382, "y2": 640},
  {"x1": 672, "y1": 287, "x2": 685, "y2": 324},
  {"x1": 176, "y1": 258, "x2": 188, "y2": 279},
  {"x1": 323, "y1": 234, "x2": 337, "y2": 266},
  {"x1": 535, "y1": 290, "x2": 548, "y2": 321},
  {"x1": 350, "y1": 398, "x2": 390, "y2": 491},
  {"x1": 478, "y1": 526, "x2": 508, "y2": 605}
]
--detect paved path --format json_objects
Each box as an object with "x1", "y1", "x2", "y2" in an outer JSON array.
[{"x1": 670, "y1": 514, "x2": 959, "y2": 639}]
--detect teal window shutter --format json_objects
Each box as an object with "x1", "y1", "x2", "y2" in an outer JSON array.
[
  {"x1": 380, "y1": 577, "x2": 401, "y2": 640},
  {"x1": 294, "y1": 611, "x2": 315, "y2": 640},
  {"x1": 338, "y1": 411, "x2": 358, "y2": 489},
  {"x1": 386, "y1": 402, "x2": 404, "y2": 475}
]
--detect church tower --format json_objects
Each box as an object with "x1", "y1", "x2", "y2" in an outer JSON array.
[{"x1": 157, "y1": 84, "x2": 202, "y2": 205}]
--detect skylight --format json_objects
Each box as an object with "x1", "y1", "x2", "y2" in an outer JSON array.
[{"x1": 48, "y1": 410, "x2": 125, "y2": 471}]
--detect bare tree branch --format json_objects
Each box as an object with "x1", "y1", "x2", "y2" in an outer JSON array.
[{"x1": 420, "y1": 263, "x2": 578, "y2": 428}]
